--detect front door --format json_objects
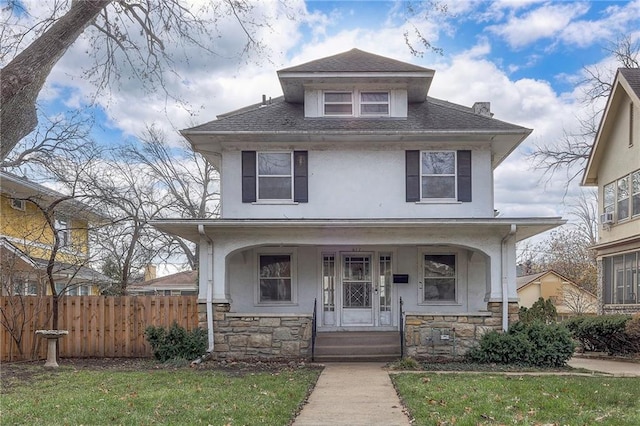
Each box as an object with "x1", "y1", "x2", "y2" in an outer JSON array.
[
  {"x1": 321, "y1": 251, "x2": 394, "y2": 328},
  {"x1": 341, "y1": 254, "x2": 374, "y2": 325}
]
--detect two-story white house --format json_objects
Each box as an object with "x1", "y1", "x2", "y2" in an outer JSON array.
[
  {"x1": 583, "y1": 68, "x2": 640, "y2": 315},
  {"x1": 154, "y1": 49, "x2": 564, "y2": 360}
]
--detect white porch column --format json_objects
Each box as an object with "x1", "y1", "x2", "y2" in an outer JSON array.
[
  {"x1": 212, "y1": 242, "x2": 230, "y2": 302},
  {"x1": 197, "y1": 234, "x2": 212, "y2": 302}
]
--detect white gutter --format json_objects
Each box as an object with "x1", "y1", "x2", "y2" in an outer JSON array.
[
  {"x1": 198, "y1": 224, "x2": 215, "y2": 354},
  {"x1": 501, "y1": 224, "x2": 517, "y2": 331}
]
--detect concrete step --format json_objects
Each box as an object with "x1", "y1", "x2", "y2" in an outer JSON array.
[{"x1": 313, "y1": 331, "x2": 402, "y2": 361}]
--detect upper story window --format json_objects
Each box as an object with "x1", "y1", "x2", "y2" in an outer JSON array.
[
  {"x1": 360, "y1": 92, "x2": 389, "y2": 116},
  {"x1": 630, "y1": 102, "x2": 634, "y2": 148},
  {"x1": 604, "y1": 169, "x2": 640, "y2": 223},
  {"x1": 10, "y1": 198, "x2": 25, "y2": 211},
  {"x1": 406, "y1": 150, "x2": 471, "y2": 203},
  {"x1": 324, "y1": 92, "x2": 353, "y2": 116},
  {"x1": 258, "y1": 152, "x2": 293, "y2": 200},
  {"x1": 54, "y1": 216, "x2": 70, "y2": 247},
  {"x1": 323, "y1": 90, "x2": 390, "y2": 117},
  {"x1": 242, "y1": 151, "x2": 308, "y2": 203},
  {"x1": 421, "y1": 151, "x2": 456, "y2": 200}
]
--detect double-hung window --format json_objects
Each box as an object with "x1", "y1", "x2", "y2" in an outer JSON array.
[
  {"x1": 617, "y1": 176, "x2": 630, "y2": 221},
  {"x1": 421, "y1": 151, "x2": 456, "y2": 200},
  {"x1": 406, "y1": 150, "x2": 471, "y2": 202},
  {"x1": 632, "y1": 170, "x2": 640, "y2": 217},
  {"x1": 422, "y1": 254, "x2": 456, "y2": 302},
  {"x1": 242, "y1": 151, "x2": 308, "y2": 203},
  {"x1": 323, "y1": 91, "x2": 390, "y2": 117},
  {"x1": 324, "y1": 92, "x2": 353, "y2": 116},
  {"x1": 258, "y1": 253, "x2": 293, "y2": 303},
  {"x1": 54, "y1": 216, "x2": 70, "y2": 247},
  {"x1": 604, "y1": 170, "x2": 640, "y2": 223},
  {"x1": 360, "y1": 92, "x2": 389, "y2": 116},
  {"x1": 258, "y1": 152, "x2": 293, "y2": 200}
]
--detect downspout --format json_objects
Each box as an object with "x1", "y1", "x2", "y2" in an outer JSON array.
[
  {"x1": 501, "y1": 224, "x2": 517, "y2": 331},
  {"x1": 199, "y1": 224, "x2": 215, "y2": 354}
]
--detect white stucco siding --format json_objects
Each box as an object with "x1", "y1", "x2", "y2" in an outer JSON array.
[
  {"x1": 221, "y1": 148, "x2": 494, "y2": 219},
  {"x1": 198, "y1": 225, "x2": 516, "y2": 317},
  {"x1": 226, "y1": 245, "x2": 489, "y2": 315}
]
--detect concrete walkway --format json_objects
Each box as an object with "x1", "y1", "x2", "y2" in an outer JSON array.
[
  {"x1": 293, "y1": 363, "x2": 411, "y2": 426},
  {"x1": 567, "y1": 356, "x2": 640, "y2": 377},
  {"x1": 293, "y1": 358, "x2": 638, "y2": 425}
]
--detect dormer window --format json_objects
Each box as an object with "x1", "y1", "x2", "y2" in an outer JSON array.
[
  {"x1": 360, "y1": 92, "x2": 389, "y2": 116},
  {"x1": 324, "y1": 92, "x2": 353, "y2": 116},
  {"x1": 322, "y1": 90, "x2": 390, "y2": 117}
]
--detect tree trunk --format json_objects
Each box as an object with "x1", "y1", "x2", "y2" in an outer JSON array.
[{"x1": 0, "y1": 0, "x2": 111, "y2": 159}]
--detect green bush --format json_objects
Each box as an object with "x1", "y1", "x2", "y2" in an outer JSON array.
[
  {"x1": 466, "y1": 321, "x2": 575, "y2": 367},
  {"x1": 519, "y1": 297, "x2": 557, "y2": 324},
  {"x1": 565, "y1": 314, "x2": 639, "y2": 355},
  {"x1": 144, "y1": 321, "x2": 208, "y2": 362}
]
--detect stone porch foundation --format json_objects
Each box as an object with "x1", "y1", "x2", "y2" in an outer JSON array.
[{"x1": 198, "y1": 302, "x2": 518, "y2": 359}]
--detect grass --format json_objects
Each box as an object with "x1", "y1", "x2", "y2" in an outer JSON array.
[
  {"x1": 0, "y1": 365, "x2": 321, "y2": 425},
  {"x1": 392, "y1": 373, "x2": 640, "y2": 425}
]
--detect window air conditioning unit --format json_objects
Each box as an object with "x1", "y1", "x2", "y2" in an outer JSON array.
[{"x1": 600, "y1": 212, "x2": 614, "y2": 225}]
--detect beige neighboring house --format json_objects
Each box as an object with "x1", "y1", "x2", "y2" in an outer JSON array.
[
  {"x1": 127, "y1": 270, "x2": 198, "y2": 296},
  {"x1": 517, "y1": 271, "x2": 597, "y2": 320},
  {"x1": 583, "y1": 68, "x2": 640, "y2": 314}
]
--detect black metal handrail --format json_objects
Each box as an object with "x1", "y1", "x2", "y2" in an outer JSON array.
[
  {"x1": 311, "y1": 298, "x2": 317, "y2": 362},
  {"x1": 399, "y1": 297, "x2": 405, "y2": 358}
]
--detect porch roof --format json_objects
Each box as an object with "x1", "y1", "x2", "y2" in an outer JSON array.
[{"x1": 152, "y1": 217, "x2": 565, "y2": 244}]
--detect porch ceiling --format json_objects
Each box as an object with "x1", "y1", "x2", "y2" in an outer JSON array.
[{"x1": 151, "y1": 217, "x2": 565, "y2": 244}]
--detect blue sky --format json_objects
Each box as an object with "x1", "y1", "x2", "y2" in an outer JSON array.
[{"x1": 7, "y1": 0, "x2": 640, "y2": 222}]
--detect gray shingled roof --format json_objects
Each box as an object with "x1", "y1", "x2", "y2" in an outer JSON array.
[
  {"x1": 186, "y1": 96, "x2": 528, "y2": 133},
  {"x1": 278, "y1": 48, "x2": 433, "y2": 73},
  {"x1": 619, "y1": 68, "x2": 640, "y2": 99}
]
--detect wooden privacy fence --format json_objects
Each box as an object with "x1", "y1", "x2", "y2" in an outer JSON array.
[{"x1": 1, "y1": 296, "x2": 199, "y2": 362}]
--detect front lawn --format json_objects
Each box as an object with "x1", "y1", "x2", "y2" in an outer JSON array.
[
  {"x1": 392, "y1": 373, "x2": 640, "y2": 425},
  {"x1": 0, "y1": 361, "x2": 321, "y2": 425}
]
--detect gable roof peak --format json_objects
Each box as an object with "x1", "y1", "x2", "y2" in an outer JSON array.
[{"x1": 278, "y1": 48, "x2": 434, "y2": 74}]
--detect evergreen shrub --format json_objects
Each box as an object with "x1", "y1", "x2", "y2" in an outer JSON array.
[
  {"x1": 565, "y1": 314, "x2": 639, "y2": 355},
  {"x1": 145, "y1": 321, "x2": 207, "y2": 362},
  {"x1": 466, "y1": 321, "x2": 575, "y2": 367}
]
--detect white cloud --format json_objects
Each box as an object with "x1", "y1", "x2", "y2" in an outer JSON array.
[{"x1": 488, "y1": 2, "x2": 590, "y2": 48}]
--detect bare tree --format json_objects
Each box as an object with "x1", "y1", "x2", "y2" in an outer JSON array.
[
  {"x1": 562, "y1": 285, "x2": 597, "y2": 316},
  {"x1": 517, "y1": 226, "x2": 597, "y2": 294},
  {"x1": 1, "y1": 0, "x2": 292, "y2": 159},
  {"x1": 530, "y1": 35, "x2": 639, "y2": 184},
  {"x1": 80, "y1": 153, "x2": 171, "y2": 294},
  {"x1": 401, "y1": 0, "x2": 448, "y2": 57}
]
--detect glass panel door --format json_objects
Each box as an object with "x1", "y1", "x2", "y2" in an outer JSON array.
[{"x1": 341, "y1": 255, "x2": 373, "y2": 325}]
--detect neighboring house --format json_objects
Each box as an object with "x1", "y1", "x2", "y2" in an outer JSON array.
[
  {"x1": 153, "y1": 49, "x2": 564, "y2": 359},
  {"x1": 127, "y1": 270, "x2": 198, "y2": 296},
  {"x1": 582, "y1": 68, "x2": 640, "y2": 314},
  {"x1": 0, "y1": 171, "x2": 110, "y2": 296},
  {"x1": 517, "y1": 270, "x2": 597, "y2": 320}
]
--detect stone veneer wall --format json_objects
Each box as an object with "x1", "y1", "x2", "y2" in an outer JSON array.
[
  {"x1": 202, "y1": 303, "x2": 312, "y2": 359},
  {"x1": 198, "y1": 302, "x2": 518, "y2": 359},
  {"x1": 404, "y1": 302, "x2": 519, "y2": 358}
]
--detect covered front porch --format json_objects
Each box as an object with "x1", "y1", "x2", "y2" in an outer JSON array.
[{"x1": 153, "y1": 218, "x2": 563, "y2": 359}]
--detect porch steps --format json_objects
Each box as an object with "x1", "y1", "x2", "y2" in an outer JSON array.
[{"x1": 313, "y1": 331, "x2": 401, "y2": 362}]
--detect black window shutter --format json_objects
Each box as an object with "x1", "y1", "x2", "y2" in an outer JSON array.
[
  {"x1": 242, "y1": 151, "x2": 256, "y2": 203},
  {"x1": 457, "y1": 150, "x2": 472, "y2": 202},
  {"x1": 406, "y1": 150, "x2": 420, "y2": 202},
  {"x1": 294, "y1": 151, "x2": 308, "y2": 203}
]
